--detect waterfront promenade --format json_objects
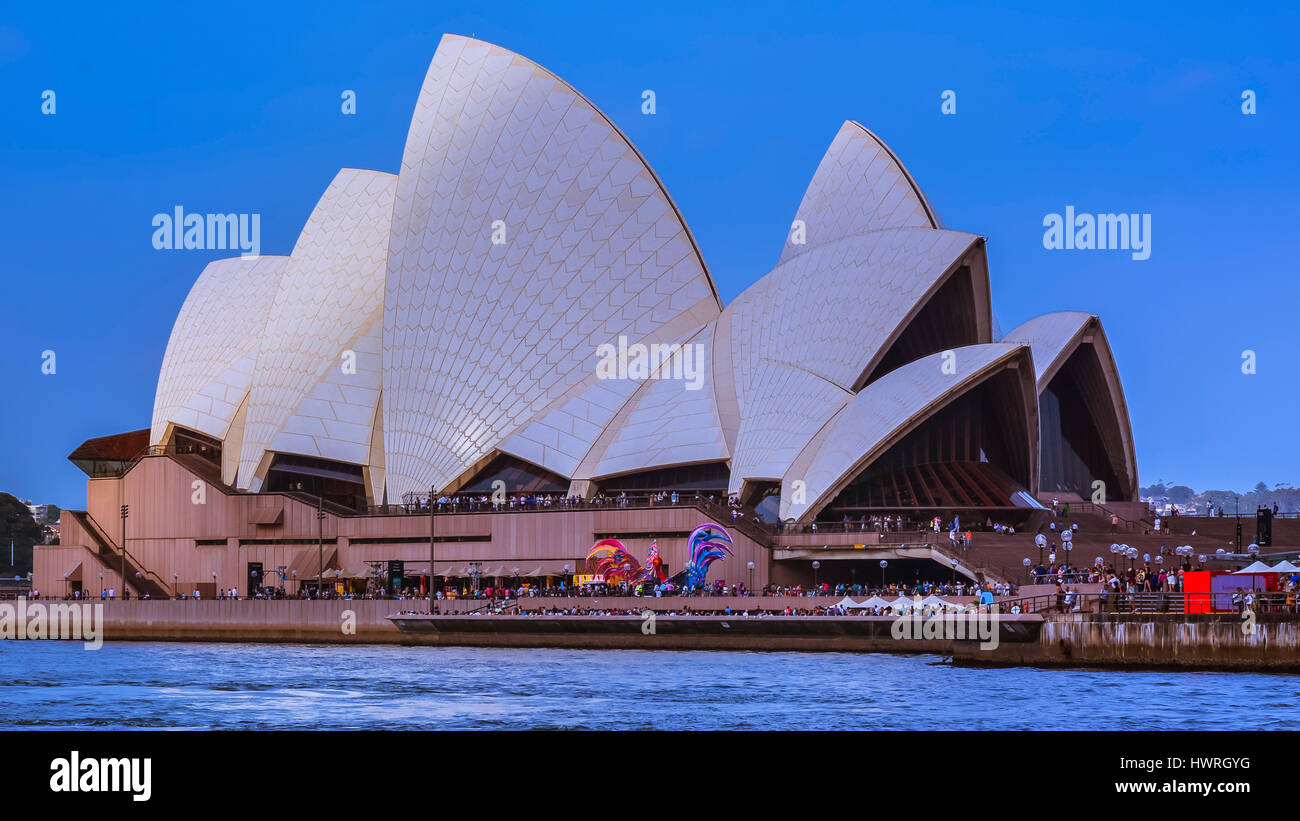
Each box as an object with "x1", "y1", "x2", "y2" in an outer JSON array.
[{"x1": 9, "y1": 592, "x2": 1299, "y2": 672}]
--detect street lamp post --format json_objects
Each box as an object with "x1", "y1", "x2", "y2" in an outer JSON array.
[
  {"x1": 120, "y1": 503, "x2": 129, "y2": 600},
  {"x1": 429, "y1": 484, "x2": 437, "y2": 613},
  {"x1": 1022, "y1": 557, "x2": 1032, "y2": 584},
  {"x1": 1035, "y1": 533, "x2": 1046, "y2": 568},
  {"x1": 172, "y1": 572, "x2": 178, "y2": 599},
  {"x1": 1235, "y1": 496, "x2": 1242, "y2": 553},
  {"x1": 879, "y1": 559, "x2": 888, "y2": 592},
  {"x1": 747, "y1": 560, "x2": 755, "y2": 596},
  {"x1": 811, "y1": 560, "x2": 820, "y2": 591},
  {"x1": 211, "y1": 570, "x2": 217, "y2": 600},
  {"x1": 315, "y1": 495, "x2": 326, "y2": 599},
  {"x1": 950, "y1": 556, "x2": 958, "y2": 584}
]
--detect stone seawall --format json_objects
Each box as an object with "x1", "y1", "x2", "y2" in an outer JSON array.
[
  {"x1": 76, "y1": 597, "x2": 848, "y2": 644},
  {"x1": 387, "y1": 613, "x2": 1040, "y2": 653},
  {"x1": 954, "y1": 613, "x2": 1300, "y2": 672},
  {"x1": 35, "y1": 600, "x2": 1300, "y2": 672}
]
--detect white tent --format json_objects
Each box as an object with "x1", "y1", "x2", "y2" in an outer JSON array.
[
  {"x1": 836, "y1": 596, "x2": 861, "y2": 608},
  {"x1": 890, "y1": 597, "x2": 918, "y2": 612},
  {"x1": 856, "y1": 595, "x2": 894, "y2": 609},
  {"x1": 1234, "y1": 561, "x2": 1274, "y2": 574},
  {"x1": 1270, "y1": 560, "x2": 1300, "y2": 574},
  {"x1": 920, "y1": 594, "x2": 958, "y2": 610}
]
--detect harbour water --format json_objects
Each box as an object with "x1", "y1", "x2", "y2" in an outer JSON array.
[{"x1": 1, "y1": 642, "x2": 1295, "y2": 730}]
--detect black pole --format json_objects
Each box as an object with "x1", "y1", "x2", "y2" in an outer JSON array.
[
  {"x1": 436, "y1": 483, "x2": 441, "y2": 613},
  {"x1": 120, "y1": 504, "x2": 128, "y2": 599},
  {"x1": 1236, "y1": 496, "x2": 1242, "y2": 552},
  {"x1": 317, "y1": 495, "x2": 324, "y2": 599}
]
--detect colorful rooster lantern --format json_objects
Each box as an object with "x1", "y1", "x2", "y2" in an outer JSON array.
[
  {"x1": 585, "y1": 538, "x2": 641, "y2": 583},
  {"x1": 684, "y1": 524, "x2": 733, "y2": 588},
  {"x1": 632, "y1": 540, "x2": 667, "y2": 585}
]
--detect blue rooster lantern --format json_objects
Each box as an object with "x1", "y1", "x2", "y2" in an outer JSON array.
[{"x1": 684, "y1": 524, "x2": 734, "y2": 588}]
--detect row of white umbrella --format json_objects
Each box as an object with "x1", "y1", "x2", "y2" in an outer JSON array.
[
  {"x1": 835, "y1": 594, "x2": 972, "y2": 612},
  {"x1": 1234, "y1": 560, "x2": 1300, "y2": 574}
]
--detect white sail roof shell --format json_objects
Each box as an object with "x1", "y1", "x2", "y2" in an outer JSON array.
[
  {"x1": 779, "y1": 120, "x2": 942, "y2": 265},
  {"x1": 781, "y1": 344, "x2": 1035, "y2": 521},
  {"x1": 151, "y1": 255, "x2": 289, "y2": 447},
  {"x1": 1003, "y1": 310, "x2": 1138, "y2": 500},
  {"x1": 582, "y1": 322, "x2": 730, "y2": 479},
  {"x1": 381, "y1": 34, "x2": 721, "y2": 499},
  {"x1": 145, "y1": 36, "x2": 1138, "y2": 515},
  {"x1": 236, "y1": 168, "x2": 397, "y2": 490}
]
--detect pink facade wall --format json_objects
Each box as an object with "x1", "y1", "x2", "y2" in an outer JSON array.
[{"x1": 36, "y1": 456, "x2": 772, "y2": 598}]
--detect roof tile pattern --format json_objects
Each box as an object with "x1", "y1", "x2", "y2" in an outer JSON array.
[
  {"x1": 150, "y1": 255, "x2": 289, "y2": 446},
  {"x1": 779, "y1": 121, "x2": 940, "y2": 264},
  {"x1": 726, "y1": 361, "x2": 853, "y2": 495},
  {"x1": 588, "y1": 323, "x2": 729, "y2": 478},
  {"x1": 236, "y1": 169, "x2": 397, "y2": 489},
  {"x1": 147, "y1": 36, "x2": 1136, "y2": 514},
  {"x1": 1002, "y1": 311, "x2": 1095, "y2": 388},
  {"x1": 381, "y1": 34, "x2": 719, "y2": 498},
  {"x1": 267, "y1": 317, "x2": 384, "y2": 468},
  {"x1": 781, "y1": 344, "x2": 1028, "y2": 520},
  {"x1": 723, "y1": 229, "x2": 980, "y2": 492}
]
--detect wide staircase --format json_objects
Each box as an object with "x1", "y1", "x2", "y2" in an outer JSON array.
[
  {"x1": 957, "y1": 505, "x2": 1258, "y2": 584},
  {"x1": 68, "y1": 510, "x2": 171, "y2": 598},
  {"x1": 1162, "y1": 513, "x2": 1300, "y2": 547}
]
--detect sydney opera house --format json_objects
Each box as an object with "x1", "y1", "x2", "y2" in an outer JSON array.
[{"x1": 36, "y1": 35, "x2": 1140, "y2": 599}]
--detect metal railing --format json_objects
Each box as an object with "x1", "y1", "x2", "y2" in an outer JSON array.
[
  {"x1": 369, "y1": 492, "x2": 781, "y2": 545},
  {"x1": 73, "y1": 511, "x2": 171, "y2": 597},
  {"x1": 994, "y1": 590, "x2": 1300, "y2": 616},
  {"x1": 1060, "y1": 501, "x2": 1144, "y2": 532}
]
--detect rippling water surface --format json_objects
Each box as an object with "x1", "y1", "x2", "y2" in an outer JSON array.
[{"x1": 1, "y1": 642, "x2": 1294, "y2": 730}]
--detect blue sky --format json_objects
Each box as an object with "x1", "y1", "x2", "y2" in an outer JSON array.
[{"x1": 1, "y1": 1, "x2": 1296, "y2": 507}]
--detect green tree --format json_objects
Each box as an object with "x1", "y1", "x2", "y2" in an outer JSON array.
[{"x1": 0, "y1": 493, "x2": 43, "y2": 575}]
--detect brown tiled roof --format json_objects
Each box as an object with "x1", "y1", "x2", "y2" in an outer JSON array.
[{"x1": 68, "y1": 429, "x2": 151, "y2": 462}]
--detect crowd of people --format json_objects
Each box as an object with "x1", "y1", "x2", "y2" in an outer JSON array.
[{"x1": 404, "y1": 489, "x2": 728, "y2": 515}]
